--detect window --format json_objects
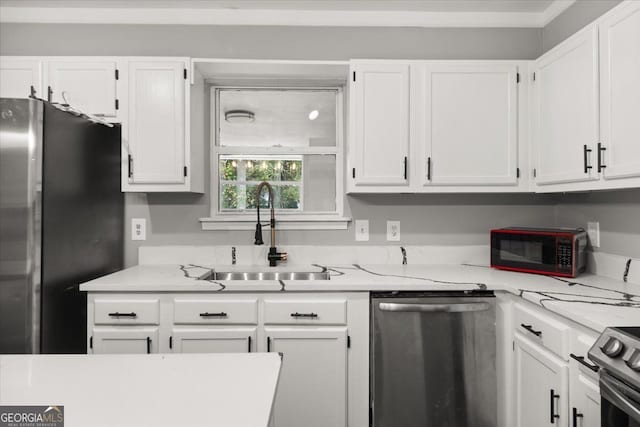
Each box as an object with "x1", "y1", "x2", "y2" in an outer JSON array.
[{"x1": 201, "y1": 87, "x2": 348, "y2": 230}]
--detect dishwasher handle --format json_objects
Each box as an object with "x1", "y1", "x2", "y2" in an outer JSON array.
[{"x1": 378, "y1": 302, "x2": 490, "y2": 313}]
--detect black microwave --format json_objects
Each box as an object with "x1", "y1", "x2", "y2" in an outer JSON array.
[{"x1": 491, "y1": 227, "x2": 588, "y2": 278}]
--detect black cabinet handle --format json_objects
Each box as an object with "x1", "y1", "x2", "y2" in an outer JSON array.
[
  {"x1": 47, "y1": 86, "x2": 52, "y2": 102},
  {"x1": 572, "y1": 408, "x2": 583, "y2": 427},
  {"x1": 597, "y1": 142, "x2": 607, "y2": 173},
  {"x1": 108, "y1": 312, "x2": 137, "y2": 318},
  {"x1": 521, "y1": 323, "x2": 542, "y2": 337},
  {"x1": 199, "y1": 312, "x2": 227, "y2": 317},
  {"x1": 290, "y1": 312, "x2": 318, "y2": 318},
  {"x1": 146, "y1": 337, "x2": 151, "y2": 354},
  {"x1": 403, "y1": 156, "x2": 408, "y2": 180},
  {"x1": 550, "y1": 389, "x2": 560, "y2": 424},
  {"x1": 427, "y1": 157, "x2": 432, "y2": 181},
  {"x1": 29, "y1": 85, "x2": 36, "y2": 98},
  {"x1": 570, "y1": 353, "x2": 599, "y2": 372},
  {"x1": 583, "y1": 145, "x2": 592, "y2": 174},
  {"x1": 128, "y1": 155, "x2": 133, "y2": 178},
  {"x1": 247, "y1": 336, "x2": 252, "y2": 353},
  {"x1": 267, "y1": 336, "x2": 271, "y2": 352}
]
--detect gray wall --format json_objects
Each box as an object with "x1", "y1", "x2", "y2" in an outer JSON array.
[
  {"x1": 542, "y1": 0, "x2": 621, "y2": 53},
  {"x1": 2, "y1": 1, "x2": 637, "y2": 265}
]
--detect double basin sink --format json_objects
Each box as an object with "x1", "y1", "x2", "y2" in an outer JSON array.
[{"x1": 200, "y1": 271, "x2": 330, "y2": 281}]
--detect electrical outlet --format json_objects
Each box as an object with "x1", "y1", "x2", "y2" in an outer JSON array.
[
  {"x1": 387, "y1": 221, "x2": 400, "y2": 241},
  {"x1": 355, "y1": 220, "x2": 369, "y2": 242},
  {"x1": 587, "y1": 221, "x2": 600, "y2": 248},
  {"x1": 131, "y1": 218, "x2": 146, "y2": 241}
]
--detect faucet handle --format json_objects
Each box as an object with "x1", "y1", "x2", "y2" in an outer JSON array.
[{"x1": 254, "y1": 223, "x2": 264, "y2": 245}]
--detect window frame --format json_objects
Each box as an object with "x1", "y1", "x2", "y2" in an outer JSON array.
[{"x1": 201, "y1": 85, "x2": 348, "y2": 230}]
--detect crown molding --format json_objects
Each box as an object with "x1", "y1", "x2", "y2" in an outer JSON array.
[{"x1": 0, "y1": 1, "x2": 577, "y2": 28}]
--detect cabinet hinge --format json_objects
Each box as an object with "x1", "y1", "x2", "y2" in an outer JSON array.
[
  {"x1": 516, "y1": 167, "x2": 520, "y2": 178},
  {"x1": 128, "y1": 154, "x2": 133, "y2": 178},
  {"x1": 533, "y1": 168, "x2": 537, "y2": 178},
  {"x1": 115, "y1": 99, "x2": 119, "y2": 110},
  {"x1": 347, "y1": 335, "x2": 351, "y2": 348},
  {"x1": 352, "y1": 168, "x2": 355, "y2": 179},
  {"x1": 184, "y1": 68, "x2": 188, "y2": 80},
  {"x1": 89, "y1": 336, "x2": 93, "y2": 349},
  {"x1": 169, "y1": 336, "x2": 173, "y2": 349},
  {"x1": 184, "y1": 166, "x2": 188, "y2": 177},
  {"x1": 516, "y1": 73, "x2": 520, "y2": 83},
  {"x1": 353, "y1": 71, "x2": 356, "y2": 82},
  {"x1": 115, "y1": 69, "x2": 119, "y2": 80}
]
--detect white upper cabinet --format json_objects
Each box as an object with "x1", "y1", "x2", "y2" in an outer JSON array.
[
  {"x1": 420, "y1": 63, "x2": 519, "y2": 187},
  {"x1": 0, "y1": 57, "x2": 42, "y2": 99},
  {"x1": 350, "y1": 62, "x2": 410, "y2": 187},
  {"x1": 46, "y1": 59, "x2": 118, "y2": 118},
  {"x1": 598, "y1": 1, "x2": 640, "y2": 181},
  {"x1": 124, "y1": 59, "x2": 188, "y2": 189},
  {"x1": 533, "y1": 26, "x2": 600, "y2": 187}
]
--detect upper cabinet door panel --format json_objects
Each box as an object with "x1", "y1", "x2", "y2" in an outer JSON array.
[
  {"x1": 47, "y1": 60, "x2": 118, "y2": 117},
  {"x1": 599, "y1": 1, "x2": 640, "y2": 181},
  {"x1": 352, "y1": 63, "x2": 410, "y2": 186},
  {"x1": 0, "y1": 58, "x2": 42, "y2": 99},
  {"x1": 422, "y1": 63, "x2": 518, "y2": 186},
  {"x1": 128, "y1": 60, "x2": 186, "y2": 185},
  {"x1": 534, "y1": 27, "x2": 599, "y2": 186}
]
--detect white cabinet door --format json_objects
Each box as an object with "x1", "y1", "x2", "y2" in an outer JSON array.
[
  {"x1": 570, "y1": 370, "x2": 600, "y2": 427},
  {"x1": 91, "y1": 327, "x2": 158, "y2": 354},
  {"x1": 127, "y1": 60, "x2": 186, "y2": 185},
  {"x1": 171, "y1": 328, "x2": 256, "y2": 353},
  {"x1": 351, "y1": 62, "x2": 410, "y2": 186},
  {"x1": 265, "y1": 327, "x2": 348, "y2": 427},
  {"x1": 46, "y1": 60, "x2": 118, "y2": 117},
  {"x1": 533, "y1": 26, "x2": 599, "y2": 186},
  {"x1": 599, "y1": 1, "x2": 640, "y2": 181},
  {"x1": 0, "y1": 57, "x2": 42, "y2": 98},
  {"x1": 514, "y1": 332, "x2": 569, "y2": 427},
  {"x1": 421, "y1": 63, "x2": 519, "y2": 186}
]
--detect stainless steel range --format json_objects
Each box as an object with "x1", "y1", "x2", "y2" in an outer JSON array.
[{"x1": 588, "y1": 327, "x2": 640, "y2": 426}]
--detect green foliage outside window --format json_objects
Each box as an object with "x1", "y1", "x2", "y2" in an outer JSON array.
[{"x1": 220, "y1": 158, "x2": 302, "y2": 211}]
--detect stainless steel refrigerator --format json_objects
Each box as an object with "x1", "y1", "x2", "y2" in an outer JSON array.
[{"x1": 0, "y1": 98, "x2": 123, "y2": 354}]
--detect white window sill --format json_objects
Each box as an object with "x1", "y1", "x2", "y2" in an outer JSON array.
[{"x1": 199, "y1": 215, "x2": 351, "y2": 231}]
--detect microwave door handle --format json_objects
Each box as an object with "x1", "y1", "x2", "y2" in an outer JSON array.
[
  {"x1": 600, "y1": 373, "x2": 640, "y2": 423},
  {"x1": 378, "y1": 302, "x2": 490, "y2": 313}
]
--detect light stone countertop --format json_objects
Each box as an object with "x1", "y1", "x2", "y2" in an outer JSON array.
[{"x1": 80, "y1": 262, "x2": 640, "y2": 333}]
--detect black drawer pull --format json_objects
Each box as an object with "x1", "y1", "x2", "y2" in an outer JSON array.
[
  {"x1": 290, "y1": 312, "x2": 318, "y2": 318},
  {"x1": 550, "y1": 389, "x2": 560, "y2": 424},
  {"x1": 521, "y1": 323, "x2": 542, "y2": 337},
  {"x1": 108, "y1": 312, "x2": 137, "y2": 317},
  {"x1": 200, "y1": 312, "x2": 227, "y2": 317},
  {"x1": 572, "y1": 408, "x2": 583, "y2": 427},
  {"x1": 570, "y1": 353, "x2": 599, "y2": 372}
]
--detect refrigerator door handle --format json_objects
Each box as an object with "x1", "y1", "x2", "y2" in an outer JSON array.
[{"x1": 379, "y1": 302, "x2": 490, "y2": 313}]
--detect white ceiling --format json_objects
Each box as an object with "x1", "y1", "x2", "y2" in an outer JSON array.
[
  {"x1": 0, "y1": 0, "x2": 579, "y2": 27},
  {"x1": 0, "y1": 1, "x2": 557, "y2": 13}
]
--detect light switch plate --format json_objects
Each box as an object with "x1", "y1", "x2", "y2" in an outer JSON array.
[
  {"x1": 587, "y1": 221, "x2": 600, "y2": 248},
  {"x1": 386, "y1": 221, "x2": 400, "y2": 241},
  {"x1": 355, "y1": 220, "x2": 369, "y2": 242},
  {"x1": 132, "y1": 218, "x2": 146, "y2": 241}
]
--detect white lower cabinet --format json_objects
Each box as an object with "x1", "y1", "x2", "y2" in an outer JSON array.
[
  {"x1": 91, "y1": 327, "x2": 159, "y2": 354},
  {"x1": 171, "y1": 327, "x2": 256, "y2": 353},
  {"x1": 265, "y1": 327, "x2": 348, "y2": 427},
  {"x1": 514, "y1": 332, "x2": 569, "y2": 427},
  {"x1": 570, "y1": 371, "x2": 600, "y2": 427}
]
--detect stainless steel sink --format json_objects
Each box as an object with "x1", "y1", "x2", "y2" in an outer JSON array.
[{"x1": 200, "y1": 271, "x2": 330, "y2": 281}]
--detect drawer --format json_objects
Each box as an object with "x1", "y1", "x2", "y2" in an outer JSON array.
[
  {"x1": 173, "y1": 299, "x2": 258, "y2": 325},
  {"x1": 513, "y1": 302, "x2": 570, "y2": 359},
  {"x1": 263, "y1": 299, "x2": 347, "y2": 325},
  {"x1": 94, "y1": 299, "x2": 160, "y2": 325}
]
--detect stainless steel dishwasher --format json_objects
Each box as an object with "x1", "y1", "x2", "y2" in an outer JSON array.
[{"x1": 371, "y1": 291, "x2": 496, "y2": 427}]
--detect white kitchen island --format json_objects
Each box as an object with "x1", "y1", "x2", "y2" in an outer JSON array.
[{"x1": 0, "y1": 353, "x2": 281, "y2": 427}]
